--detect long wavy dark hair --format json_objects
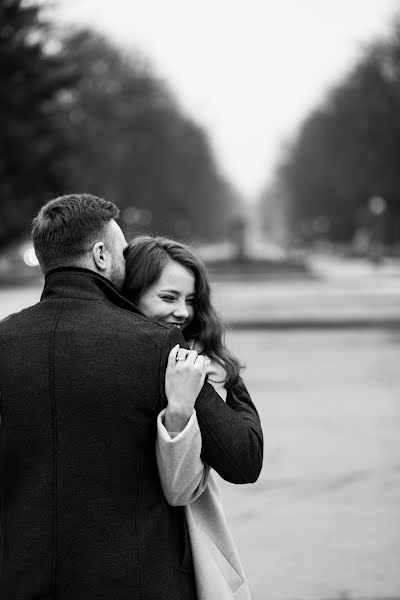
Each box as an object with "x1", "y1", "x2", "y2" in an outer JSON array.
[{"x1": 123, "y1": 235, "x2": 242, "y2": 388}]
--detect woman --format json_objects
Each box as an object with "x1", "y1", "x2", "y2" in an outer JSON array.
[{"x1": 123, "y1": 235, "x2": 261, "y2": 600}]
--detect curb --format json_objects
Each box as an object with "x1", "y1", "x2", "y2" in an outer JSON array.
[{"x1": 226, "y1": 319, "x2": 400, "y2": 330}]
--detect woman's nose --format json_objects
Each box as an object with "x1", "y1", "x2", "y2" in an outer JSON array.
[{"x1": 173, "y1": 302, "x2": 189, "y2": 318}]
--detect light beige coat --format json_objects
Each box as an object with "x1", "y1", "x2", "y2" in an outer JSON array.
[{"x1": 156, "y1": 358, "x2": 252, "y2": 600}]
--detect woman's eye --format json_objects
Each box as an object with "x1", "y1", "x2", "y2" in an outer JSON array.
[
  {"x1": 186, "y1": 298, "x2": 195, "y2": 305},
  {"x1": 160, "y1": 295, "x2": 175, "y2": 302}
]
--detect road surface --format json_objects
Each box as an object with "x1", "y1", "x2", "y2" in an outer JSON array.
[
  {"x1": 0, "y1": 279, "x2": 399, "y2": 599},
  {"x1": 221, "y1": 329, "x2": 400, "y2": 600}
]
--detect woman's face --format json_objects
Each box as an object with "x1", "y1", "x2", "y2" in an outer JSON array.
[{"x1": 137, "y1": 259, "x2": 196, "y2": 333}]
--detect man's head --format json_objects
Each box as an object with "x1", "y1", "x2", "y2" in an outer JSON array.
[{"x1": 32, "y1": 193, "x2": 127, "y2": 290}]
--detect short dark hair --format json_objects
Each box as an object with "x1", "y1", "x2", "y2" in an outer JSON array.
[{"x1": 32, "y1": 193, "x2": 119, "y2": 273}]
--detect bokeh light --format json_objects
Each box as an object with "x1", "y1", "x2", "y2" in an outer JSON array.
[{"x1": 23, "y1": 247, "x2": 39, "y2": 267}]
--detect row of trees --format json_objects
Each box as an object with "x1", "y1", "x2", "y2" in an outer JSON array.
[
  {"x1": 0, "y1": 0, "x2": 74, "y2": 248},
  {"x1": 261, "y1": 18, "x2": 400, "y2": 246},
  {"x1": 0, "y1": 0, "x2": 238, "y2": 250}
]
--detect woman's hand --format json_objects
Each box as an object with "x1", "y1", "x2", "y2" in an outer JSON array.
[{"x1": 165, "y1": 345, "x2": 210, "y2": 432}]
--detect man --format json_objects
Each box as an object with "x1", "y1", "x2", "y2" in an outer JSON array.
[{"x1": 0, "y1": 194, "x2": 262, "y2": 599}]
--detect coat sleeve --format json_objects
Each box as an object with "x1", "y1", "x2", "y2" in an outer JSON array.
[
  {"x1": 159, "y1": 329, "x2": 263, "y2": 485},
  {"x1": 156, "y1": 408, "x2": 210, "y2": 506},
  {"x1": 195, "y1": 376, "x2": 264, "y2": 484}
]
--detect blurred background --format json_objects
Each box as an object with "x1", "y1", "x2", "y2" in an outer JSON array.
[{"x1": 1, "y1": 0, "x2": 400, "y2": 598}]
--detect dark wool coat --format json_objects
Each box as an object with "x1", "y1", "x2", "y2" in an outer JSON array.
[{"x1": 0, "y1": 268, "x2": 263, "y2": 600}]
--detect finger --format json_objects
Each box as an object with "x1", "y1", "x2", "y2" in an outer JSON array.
[
  {"x1": 184, "y1": 350, "x2": 198, "y2": 365},
  {"x1": 198, "y1": 356, "x2": 209, "y2": 378},
  {"x1": 176, "y1": 348, "x2": 189, "y2": 362},
  {"x1": 195, "y1": 356, "x2": 209, "y2": 384},
  {"x1": 195, "y1": 355, "x2": 210, "y2": 367},
  {"x1": 202, "y1": 356, "x2": 211, "y2": 376},
  {"x1": 203, "y1": 357, "x2": 212, "y2": 373},
  {"x1": 168, "y1": 344, "x2": 180, "y2": 368},
  {"x1": 194, "y1": 354, "x2": 206, "y2": 369}
]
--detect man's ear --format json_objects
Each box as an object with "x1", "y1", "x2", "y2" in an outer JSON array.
[{"x1": 92, "y1": 241, "x2": 107, "y2": 271}]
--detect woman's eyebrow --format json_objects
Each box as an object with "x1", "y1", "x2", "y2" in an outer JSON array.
[{"x1": 159, "y1": 288, "x2": 195, "y2": 296}]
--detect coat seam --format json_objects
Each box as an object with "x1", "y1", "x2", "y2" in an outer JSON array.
[
  {"x1": 134, "y1": 451, "x2": 144, "y2": 600},
  {"x1": 0, "y1": 394, "x2": 7, "y2": 572},
  {"x1": 49, "y1": 299, "x2": 64, "y2": 597},
  {"x1": 158, "y1": 328, "x2": 180, "y2": 413},
  {"x1": 158, "y1": 330, "x2": 169, "y2": 412}
]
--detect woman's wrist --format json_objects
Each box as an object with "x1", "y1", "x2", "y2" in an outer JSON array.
[{"x1": 165, "y1": 404, "x2": 194, "y2": 432}]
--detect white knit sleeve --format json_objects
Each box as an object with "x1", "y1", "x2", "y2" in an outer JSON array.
[{"x1": 156, "y1": 408, "x2": 210, "y2": 506}]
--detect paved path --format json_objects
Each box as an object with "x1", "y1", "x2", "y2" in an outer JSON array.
[
  {"x1": 1, "y1": 281, "x2": 399, "y2": 599},
  {"x1": 221, "y1": 329, "x2": 400, "y2": 600},
  {"x1": 211, "y1": 277, "x2": 400, "y2": 328},
  {"x1": 210, "y1": 256, "x2": 400, "y2": 328}
]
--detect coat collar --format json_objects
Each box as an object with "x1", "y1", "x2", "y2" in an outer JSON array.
[{"x1": 41, "y1": 266, "x2": 141, "y2": 314}]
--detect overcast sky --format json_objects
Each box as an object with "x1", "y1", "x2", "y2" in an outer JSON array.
[{"x1": 49, "y1": 0, "x2": 399, "y2": 201}]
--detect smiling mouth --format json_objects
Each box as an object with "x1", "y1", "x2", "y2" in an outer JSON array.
[{"x1": 170, "y1": 323, "x2": 184, "y2": 329}]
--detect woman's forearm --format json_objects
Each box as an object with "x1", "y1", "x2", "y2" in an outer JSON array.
[
  {"x1": 156, "y1": 409, "x2": 210, "y2": 506},
  {"x1": 164, "y1": 404, "x2": 193, "y2": 433}
]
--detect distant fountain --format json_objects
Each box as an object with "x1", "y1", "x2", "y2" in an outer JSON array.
[{"x1": 228, "y1": 214, "x2": 248, "y2": 261}]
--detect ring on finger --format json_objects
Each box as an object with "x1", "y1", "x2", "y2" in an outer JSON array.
[{"x1": 176, "y1": 350, "x2": 188, "y2": 361}]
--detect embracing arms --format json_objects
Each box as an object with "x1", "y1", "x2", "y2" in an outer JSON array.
[{"x1": 158, "y1": 332, "x2": 264, "y2": 488}]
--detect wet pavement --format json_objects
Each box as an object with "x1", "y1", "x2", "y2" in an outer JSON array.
[
  {"x1": 222, "y1": 329, "x2": 400, "y2": 600},
  {"x1": 210, "y1": 256, "x2": 400, "y2": 329}
]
